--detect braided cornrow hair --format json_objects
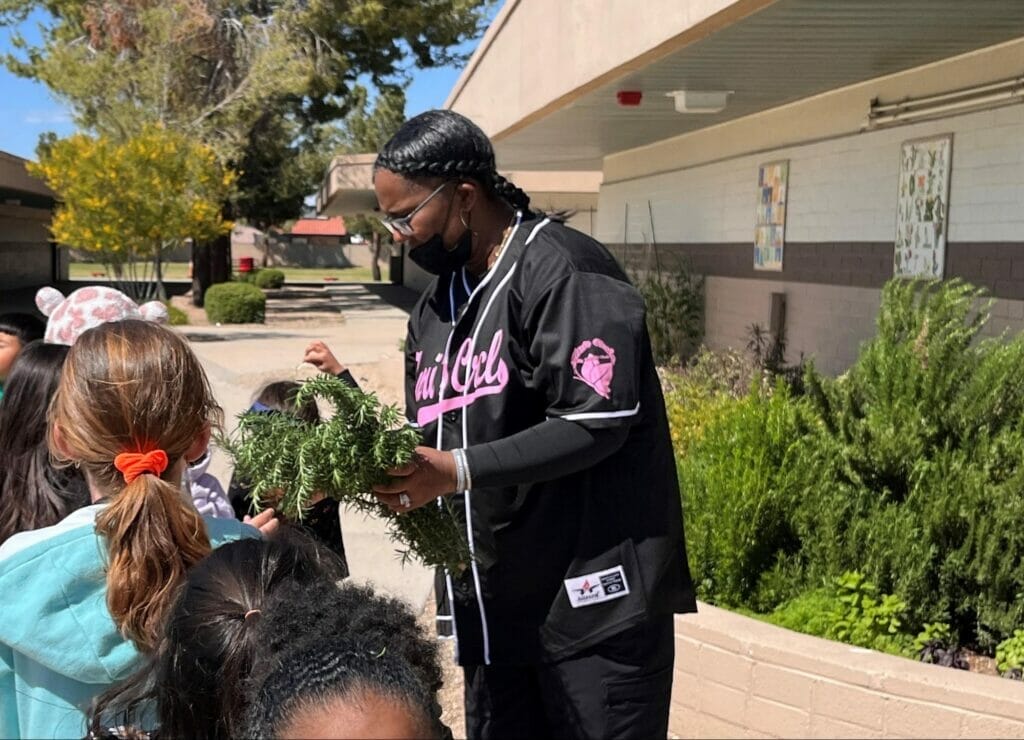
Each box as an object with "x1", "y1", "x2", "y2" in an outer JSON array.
[
  {"x1": 375, "y1": 109, "x2": 532, "y2": 213},
  {"x1": 243, "y1": 637, "x2": 442, "y2": 739}
]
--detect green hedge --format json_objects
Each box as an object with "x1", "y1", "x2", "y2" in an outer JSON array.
[
  {"x1": 163, "y1": 302, "x2": 189, "y2": 326},
  {"x1": 254, "y1": 268, "x2": 286, "y2": 289},
  {"x1": 205, "y1": 282, "x2": 265, "y2": 324},
  {"x1": 673, "y1": 278, "x2": 1024, "y2": 659}
]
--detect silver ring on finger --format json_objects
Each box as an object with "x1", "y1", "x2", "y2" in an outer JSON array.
[{"x1": 398, "y1": 493, "x2": 411, "y2": 509}]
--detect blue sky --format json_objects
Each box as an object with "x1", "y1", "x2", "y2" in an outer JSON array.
[{"x1": 0, "y1": 10, "x2": 483, "y2": 160}]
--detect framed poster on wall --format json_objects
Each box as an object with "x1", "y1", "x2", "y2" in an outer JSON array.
[
  {"x1": 754, "y1": 160, "x2": 788, "y2": 271},
  {"x1": 894, "y1": 134, "x2": 952, "y2": 279}
]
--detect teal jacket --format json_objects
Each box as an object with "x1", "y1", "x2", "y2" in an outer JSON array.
[{"x1": 0, "y1": 504, "x2": 258, "y2": 739}]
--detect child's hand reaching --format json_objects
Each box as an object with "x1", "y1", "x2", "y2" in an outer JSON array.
[
  {"x1": 244, "y1": 508, "x2": 280, "y2": 537},
  {"x1": 303, "y1": 340, "x2": 344, "y2": 376}
]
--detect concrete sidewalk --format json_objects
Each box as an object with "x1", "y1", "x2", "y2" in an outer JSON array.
[{"x1": 184, "y1": 284, "x2": 434, "y2": 611}]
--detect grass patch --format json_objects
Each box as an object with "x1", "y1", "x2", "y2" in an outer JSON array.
[{"x1": 69, "y1": 263, "x2": 389, "y2": 283}]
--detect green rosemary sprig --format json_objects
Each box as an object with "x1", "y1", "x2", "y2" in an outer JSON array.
[{"x1": 221, "y1": 375, "x2": 471, "y2": 573}]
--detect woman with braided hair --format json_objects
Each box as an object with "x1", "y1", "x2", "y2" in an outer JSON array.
[{"x1": 311, "y1": 109, "x2": 697, "y2": 739}]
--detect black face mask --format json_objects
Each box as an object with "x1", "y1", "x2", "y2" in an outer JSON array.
[{"x1": 407, "y1": 228, "x2": 473, "y2": 275}]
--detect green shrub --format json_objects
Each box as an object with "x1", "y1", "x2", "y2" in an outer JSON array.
[
  {"x1": 205, "y1": 282, "x2": 265, "y2": 324},
  {"x1": 681, "y1": 278, "x2": 1024, "y2": 655},
  {"x1": 766, "y1": 572, "x2": 914, "y2": 657},
  {"x1": 163, "y1": 301, "x2": 188, "y2": 326},
  {"x1": 631, "y1": 263, "x2": 704, "y2": 366},
  {"x1": 254, "y1": 268, "x2": 285, "y2": 289},
  {"x1": 996, "y1": 630, "x2": 1024, "y2": 676},
  {"x1": 792, "y1": 279, "x2": 1024, "y2": 648},
  {"x1": 679, "y1": 381, "x2": 811, "y2": 610}
]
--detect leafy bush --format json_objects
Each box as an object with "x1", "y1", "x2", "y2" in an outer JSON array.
[
  {"x1": 205, "y1": 282, "x2": 265, "y2": 324},
  {"x1": 766, "y1": 572, "x2": 914, "y2": 657},
  {"x1": 996, "y1": 630, "x2": 1024, "y2": 677},
  {"x1": 163, "y1": 301, "x2": 188, "y2": 326},
  {"x1": 827, "y1": 571, "x2": 913, "y2": 656},
  {"x1": 679, "y1": 381, "x2": 811, "y2": 610},
  {"x1": 254, "y1": 268, "x2": 285, "y2": 289},
  {"x1": 632, "y1": 264, "x2": 704, "y2": 366},
  {"x1": 915, "y1": 622, "x2": 969, "y2": 669},
  {"x1": 682, "y1": 278, "x2": 1024, "y2": 658},
  {"x1": 793, "y1": 279, "x2": 1024, "y2": 649}
]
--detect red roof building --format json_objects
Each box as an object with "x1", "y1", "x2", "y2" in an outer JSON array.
[{"x1": 289, "y1": 217, "x2": 346, "y2": 237}]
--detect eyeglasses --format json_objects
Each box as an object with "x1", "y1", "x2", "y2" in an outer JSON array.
[{"x1": 376, "y1": 182, "x2": 450, "y2": 237}]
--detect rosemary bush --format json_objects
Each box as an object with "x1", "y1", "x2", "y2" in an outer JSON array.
[{"x1": 223, "y1": 375, "x2": 471, "y2": 572}]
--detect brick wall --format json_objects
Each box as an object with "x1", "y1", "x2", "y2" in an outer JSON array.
[
  {"x1": 670, "y1": 605, "x2": 1024, "y2": 739},
  {"x1": 595, "y1": 103, "x2": 1024, "y2": 373},
  {"x1": 597, "y1": 105, "x2": 1024, "y2": 247}
]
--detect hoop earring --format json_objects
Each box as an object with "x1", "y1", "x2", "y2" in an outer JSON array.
[{"x1": 459, "y1": 210, "x2": 471, "y2": 230}]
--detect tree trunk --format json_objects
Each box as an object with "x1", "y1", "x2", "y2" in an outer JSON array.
[
  {"x1": 371, "y1": 232, "x2": 382, "y2": 282},
  {"x1": 191, "y1": 239, "x2": 211, "y2": 307},
  {"x1": 210, "y1": 231, "x2": 232, "y2": 285},
  {"x1": 155, "y1": 248, "x2": 167, "y2": 302}
]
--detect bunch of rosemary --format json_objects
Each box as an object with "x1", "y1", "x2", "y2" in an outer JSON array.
[{"x1": 222, "y1": 374, "x2": 471, "y2": 573}]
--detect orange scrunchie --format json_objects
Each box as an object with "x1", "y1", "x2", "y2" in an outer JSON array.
[{"x1": 114, "y1": 449, "x2": 169, "y2": 484}]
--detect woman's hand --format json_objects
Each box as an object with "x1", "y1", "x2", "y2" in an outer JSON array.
[
  {"x1": 303, "y1": 340, "x2": 345, "y2": 375},
  {"x1": 372, "y1": 446, "x2": 458, "y2": 513}
]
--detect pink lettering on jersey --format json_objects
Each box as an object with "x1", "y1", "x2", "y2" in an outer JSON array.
[
  {"x1": 570, "y1": 338, "x2": 616, "y2": 399},
  {"x1": 414, "y1": 330, "x2": 509, "y2": 425}
]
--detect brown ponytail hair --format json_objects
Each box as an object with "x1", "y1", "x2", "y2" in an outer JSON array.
[{"x1": 49, "y1": 320, "x2": 223, "y2": 652}]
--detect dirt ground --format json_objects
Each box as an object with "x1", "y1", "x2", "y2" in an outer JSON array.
[{"x1": 418, "y1": 594, "x2": 467, "y2": 739}]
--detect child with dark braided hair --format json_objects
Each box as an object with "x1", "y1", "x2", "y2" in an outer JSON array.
[
  {"x1": 320, "y1": 109, "x2": 696, "y2": 739},
  {"x1": 87, "y1": 533, "x2": 446, "y2": 740},
  {"x1": 244, "y1": 572, "x2": 447, "y2": 739}
]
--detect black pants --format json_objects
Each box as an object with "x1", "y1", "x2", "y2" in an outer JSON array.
[{"x1": 463, "y1": 614, "x2": 675, "y2": 740}]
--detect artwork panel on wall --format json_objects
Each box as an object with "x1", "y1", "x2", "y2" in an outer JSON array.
[
  {"x1": 894, "y1": 134, "x2": 952, "y2": 279},
  {"x1": 754, "y1": 160, "x2": 788, "y2": 271}
]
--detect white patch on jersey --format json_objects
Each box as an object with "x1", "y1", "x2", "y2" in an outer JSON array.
[{"x1": 563, "y1": 564, "x2": 631, "y2": 608}]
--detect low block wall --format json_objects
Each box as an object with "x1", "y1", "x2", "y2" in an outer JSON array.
[{"x1": 670, "y1": 603, "x2": 1024, "y2": 739}]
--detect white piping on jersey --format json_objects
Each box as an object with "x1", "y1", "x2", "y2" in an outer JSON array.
[
  {"x1": 557, "y1": 402, "x2": 642, "y2": 422},
  {"x1": 433, "y1": 211, "x2": 528, "y2": 666},
  {"x1": 456, "y1": 214, "x2": 549, "y2": 665},
  {"x1": 434, "y1": 209, "x2": 557, "y2": 667},
  {"x1": 444, "y1": 570, "x2": 461, "y2": 662}
]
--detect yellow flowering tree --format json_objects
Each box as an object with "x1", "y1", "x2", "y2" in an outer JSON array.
[{"x1": 30, "y1": 125, "x2": 236, "y2": 299}]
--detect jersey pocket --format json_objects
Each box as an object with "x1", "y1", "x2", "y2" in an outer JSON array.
[{"x1": 539, "y1": 538, "x2": 649, "y2": 661}]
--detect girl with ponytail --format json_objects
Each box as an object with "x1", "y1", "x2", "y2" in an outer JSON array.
[{"x1": 0, "y1": 320, "x2": 273, "y2": 740}]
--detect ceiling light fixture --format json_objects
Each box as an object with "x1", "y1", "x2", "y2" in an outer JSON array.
[
  {"x1": 863, "y1": 76, "x2": 1024, "y2": 129},
  {"x1": 666, "y1": 90, "x2": 732, "y2": 114}
]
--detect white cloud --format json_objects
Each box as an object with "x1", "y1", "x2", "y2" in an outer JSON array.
[{"x1": 22, "y1": 109, "x2": 72, "y2": 125}]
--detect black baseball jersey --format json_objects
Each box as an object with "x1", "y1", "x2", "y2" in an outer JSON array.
[{"x1": 405, "y1": 213, "x2": 696, "y2": 666}]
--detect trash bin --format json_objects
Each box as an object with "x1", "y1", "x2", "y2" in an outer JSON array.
[
  {"x1": 238, "y1": 257, "x2": 255, "y2": 273},
  {"x1": 389, "y1": 245, "x2": 404, "y2": 286}
]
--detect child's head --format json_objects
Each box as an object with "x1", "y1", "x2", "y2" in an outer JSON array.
[
  {"x1": 245, "y1": 636, "x2": 443, "y2": 739},
  {"x1": 0, "y1": 312, "x2": 45, "y2": 383},
  {"x1": 89, "y1": 532, "x2": 346, "y2": 740},
  {"x1": 253, "y1": 380, "x2": 320, "y2": 424},
  {"x1": 245, "y1": 578, "x2": 444, "y2": 740},
  {"x1": 0, "y1": 340, "x2": 88, "y2": 544},
  {"x1": 49, "y1": 319, "x2": 222, "y2": 651}
]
